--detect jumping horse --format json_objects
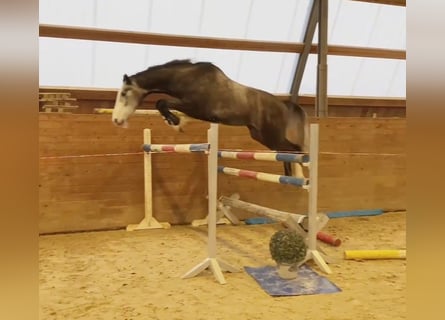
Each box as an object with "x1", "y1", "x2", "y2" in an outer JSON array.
[{"x1": 111, "y1": 59, "x2": 308, "y2": 177}]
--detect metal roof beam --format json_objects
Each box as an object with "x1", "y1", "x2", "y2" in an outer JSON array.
[
  {"x1": 289, "y1": 0, "x2": 319, "y2": 104},
  {"x1": 316, "y1": 0, "x2": 329, "y2": 117},
  {"x1": 351, "y1": 0, "x2": 406, "y2": 7}
]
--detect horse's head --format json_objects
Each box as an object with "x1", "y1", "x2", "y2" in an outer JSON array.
[{"x1": 112, "y1": 74, "x2": 147, "y2": 127}]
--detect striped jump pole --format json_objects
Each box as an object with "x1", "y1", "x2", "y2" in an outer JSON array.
[
  {"x1": 143, "y1": 143, "x2": 209, "y2": 153},
  {"x1": 220, "y1": 196, "x2": 305, "y2": 224},
  {"x1": 217, "y1": 166, "x2": 308, "y2": 188},
  {"x1": 218, "y1": 150, "x2": 309, "y2": 164},
  {"x1": 219, "y1": 196, "x2": 339, "y2": 248},
  {"x1": 218, "y1": 150, "x2": 308, "y2": 179}
]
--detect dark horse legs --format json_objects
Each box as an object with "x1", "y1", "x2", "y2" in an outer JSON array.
[
  {"x1": 155, "y1": 99, "x2": 183, "y2": 127},
  {"x1": 247, "y1": 125, "x2": 303, "y2": 177}
]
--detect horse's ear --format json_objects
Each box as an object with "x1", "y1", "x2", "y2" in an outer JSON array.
[{"x1": 123, "y1": 74, "x2": 131, "y2": 85}]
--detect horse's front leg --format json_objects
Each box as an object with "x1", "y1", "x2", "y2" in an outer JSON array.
[{"x1": 155, "y1": 99, "x2": 186, "y2": 132}]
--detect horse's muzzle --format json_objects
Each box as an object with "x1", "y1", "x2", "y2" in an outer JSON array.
[
  {"x1": 113, "y1": 118, "x2": 125, "y2": 126},
  {"x1": 112, "y1": 118, "x2": 129, "y2": 128}
]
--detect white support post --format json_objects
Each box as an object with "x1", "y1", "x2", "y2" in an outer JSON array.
[
  {"x1": 182, "y1": 124, "x2": 239, "y2": 284},
  {"x1": 127, "y1": 129, "x2": 171, "y2": 231},
  {"x1": 207, "y1": 123, "x2": 219, "y2": 259},
  {"x1": 191, "y1": 208, "x2": 235, "y2": 226},
  {"x1": 304, "y1": 123, "x2": 332, "y2": 273},
  {"x1": 191, "y1": 173, "x2": 237, "y2": 227},
  {"x1": 193, "y1": 193, "x2": 241, "y2": 227}
]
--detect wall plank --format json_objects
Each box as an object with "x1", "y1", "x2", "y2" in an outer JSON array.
[{"x1": 39, "y1": 87, "x2": 406, "y2": 118}]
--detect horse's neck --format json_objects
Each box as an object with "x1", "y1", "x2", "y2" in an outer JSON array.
[{"x1": 133, "y1": 69, "x2": 175, "y2": 92}]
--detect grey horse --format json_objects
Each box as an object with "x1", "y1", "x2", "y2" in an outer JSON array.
[{"x1": 111, "y1": 59, "x2": 308, "y2": 176}]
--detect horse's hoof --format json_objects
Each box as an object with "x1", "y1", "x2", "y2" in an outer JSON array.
[{"x1": 171, "y1": 124, "x2": 184, "y2": 133}]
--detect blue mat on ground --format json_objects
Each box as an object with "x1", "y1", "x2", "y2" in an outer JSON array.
[
  {"x1": 327, "y1": 209, "x2": 383, "y2": 218},
  {"x1": 244, "y1": 264, "x2": 341, "y2": 297}
]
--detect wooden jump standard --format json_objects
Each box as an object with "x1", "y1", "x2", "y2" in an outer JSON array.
[{"x1": 135, "y1": 124, "x2": 239, "y2": 284}]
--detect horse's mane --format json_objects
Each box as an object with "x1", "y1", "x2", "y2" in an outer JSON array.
[
  {"x1": 130, "y1": 59, "x2": 195, "y2": 79},
  {"x1": 146, "y1": 59, "x2": 196, "y2": 71},
  {"x1": 146, "y1": 59, "x2": 218, "y2": 72},
  {"x1": 131, "y1": 59, "x2": 221, "y2": 85},
  {"x1": 163, "y1": 59, "x2": 193, "y2": 66}
]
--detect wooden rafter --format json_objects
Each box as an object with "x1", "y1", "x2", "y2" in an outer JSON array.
[
  {"x1": 39, "y1": 24, "x2": 405, "y2": 60},
  {"x1": 351, "y1": 0, "x2": 406, "y2": 7}
]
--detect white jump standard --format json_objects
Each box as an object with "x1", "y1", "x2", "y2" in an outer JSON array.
[
  {"x1": 305, "y1": 124, "x2": 331, "y2": 273},
  {"x1": 126, "y1": 129, "x2": 171, "y2": 231},
  {"x1": 217, "y1": 124, "x2": 332, "y2": 274},
  {"x1": 139, "y1": 124, "x2": 239, "y2": 284},
  {"x1": 181, "y1": 124, "x2": 240, "y2": 284}
]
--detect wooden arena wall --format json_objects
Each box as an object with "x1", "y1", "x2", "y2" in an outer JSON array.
[{"x1": 39, "y1": 114, "x2": 406, "y2": 234}]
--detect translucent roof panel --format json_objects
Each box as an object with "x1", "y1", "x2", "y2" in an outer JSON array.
[
  {"x1": 39, "y1": 0, "x2": 405, "y2": 98},
  {"x1": 313, "y1": 0, "x2": 406, "y2": 50},
  {"x1": 39, "y1": 37, "x2": 298, "y2": 93},
  {"x1": 301, "y1": 55, "x2": 406, "y2": 97},
  {"x1": 39, "y1": 38, "x2": 95, "y2": 87},
  {"x1": 39, "y1": 0, "x2": 96, "y2": 27},
  {"x1": 95, "y1": 0, "x2": 153, "y2": 32},
  {"x1": 149, "y1": 0, "x2": 203, "y2": 36},
  {"x1": 39, "y1": 0, "x2": 312, "y2": 42}
]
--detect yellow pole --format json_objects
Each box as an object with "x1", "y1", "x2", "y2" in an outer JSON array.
[{"x1": 344, "y1": 250, "x2": 406, "y2": 260}]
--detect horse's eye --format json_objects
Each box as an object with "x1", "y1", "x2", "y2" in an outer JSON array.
[{"x1": 121, "y1": 91, "x2": 127, "y2": 97}]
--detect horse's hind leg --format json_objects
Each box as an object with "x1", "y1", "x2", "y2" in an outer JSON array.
[
  {"x1": 155, "y1": 99, "x2": 186, "y2": 132},
  {"x1": 247, "y1": 125, "x2": 303, "y2": 177},
  {"x1": 276, "y1": 140, "x2": 307, "y2": 178},
  {"x1": 283, "y1": 159, "x2": 305, "y2": 178},
  {"x1": 293, "y1": 163, "x2": 305, "y2": 179}
]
